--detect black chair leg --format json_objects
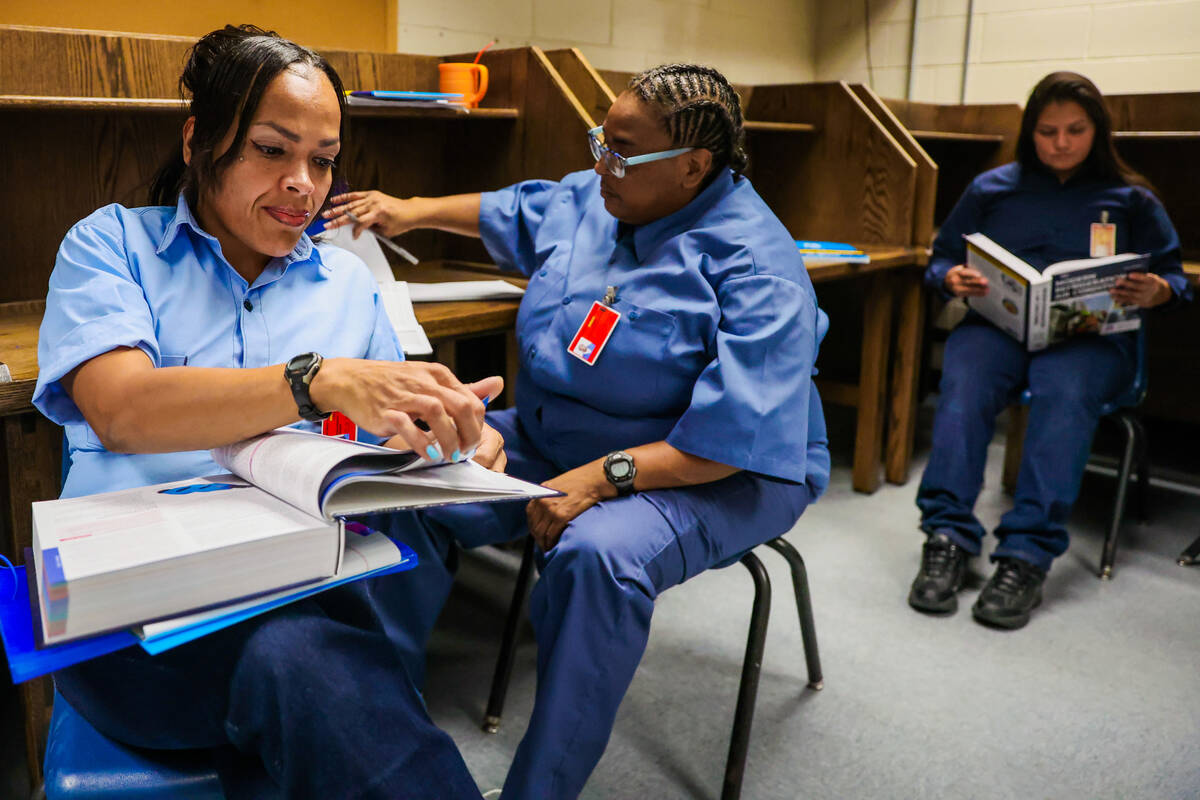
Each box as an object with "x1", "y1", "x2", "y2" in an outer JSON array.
[
  {"x1": 722, "y1": 552, "x2": 771, "y2": 800},
  {"x1": 1135, "y1": 425, "x2": 1151, "y2": 523},
  {"x1": 765, "y1": 537, "x2": 823, "y2": 690},
  {"x1": 1101, "y1": 412, "x2": 1140, "y2": 580},
  {"x1": 482, "y1": 536, "x2": 537, "y2": 734},
  {"x1": 1178, "y1": 535, "x2": 1200, "y2": 567}
]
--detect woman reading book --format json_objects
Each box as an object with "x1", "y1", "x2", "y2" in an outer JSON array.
[
  {"x1": 908, "y1": 72, "x2": 1191, "y2": 629},
  {"x1": 323, "y1": 63, "x2": 831, "y2": 799},
  {"x1": 33, "y1": 25, "x2": 499, "y2": 799}
]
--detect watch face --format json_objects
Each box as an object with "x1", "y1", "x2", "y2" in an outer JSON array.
[
  {"x1": 286, "y1": 353, "x2": 312, "y2": 372},
  {"x1": 609, "y1": 460, "x2": 632, "y2": 479}
]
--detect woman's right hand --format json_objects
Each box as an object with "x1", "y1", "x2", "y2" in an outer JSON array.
[
  {"x1": 944, "y1": 264, "x2": 990, "y2": 297},
  {"x1": 311, "y1": 359, "x2": 503, "y2": 461},
  {"x1": 323, "y1": 190, "x2": 418, "y2": 238}
]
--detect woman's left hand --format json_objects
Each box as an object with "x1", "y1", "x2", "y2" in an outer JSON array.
[
  {"x1": 473, "y1": 424, "x2": 507, "y2": 472},
  {"x1": 526, "y1": 467, "x2": 610, "y2": 551},
  {"x1": 1111, "y1": 272, "x2": 1172, "y2": 308}
]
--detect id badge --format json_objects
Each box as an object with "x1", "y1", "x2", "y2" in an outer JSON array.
[
  {"x1": 322, "y1": 411, "x2": 357, "y2": 441},
  {"x1": 1090, "y1": 222, "x2": 1116, "y2": 258},
  {"x1": 567, "y1": 301, "x2": 621, "y2": 366}
]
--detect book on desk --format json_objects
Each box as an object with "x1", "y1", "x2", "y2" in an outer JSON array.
[{"x1": 6, "y1": 428, "x2": 557, "y2": 673}]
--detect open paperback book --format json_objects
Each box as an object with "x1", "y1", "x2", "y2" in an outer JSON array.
[
  {"x1": 964, "y1": 233, "x2": 1149, "y2": 352},
  {"x1": 31, "y1": 429, "x2": 557, "y2": 646}
]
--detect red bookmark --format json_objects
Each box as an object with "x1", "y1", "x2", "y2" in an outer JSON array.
[
  {"x1": 567, "y1": 301, "x2": 621, "y2": 366},
  {"x1": 321, "y1": 411, "x2": 358, "y2": 441}
]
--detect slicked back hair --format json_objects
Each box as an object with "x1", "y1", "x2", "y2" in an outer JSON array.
[
  {"x1": 149, "y1": 24, "x2": 347, "y2": 208},
  {"x1": 626, "y1": 64, "x2": 748, "y2": 183}
]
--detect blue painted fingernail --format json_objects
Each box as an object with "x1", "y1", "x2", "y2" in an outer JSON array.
[
  {"x1": 426, "y1": 445, "x2": 441, "y2": 461},
  {"x1": 451, "y1": 449, "x2": 462, "y2": 462}
]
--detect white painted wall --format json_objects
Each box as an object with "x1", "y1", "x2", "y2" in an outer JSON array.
[
  {"x1": 815, "y1": 0, "x2": 1200, "y2": 104},
  {"x1": 391, "y1": 0, "x2": 818, "y2": 86}
]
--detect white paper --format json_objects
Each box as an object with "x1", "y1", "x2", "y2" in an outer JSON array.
[
  {"x1": 316, "y1": 231, "x2": 432, "y2": 355},
  {"x1": 407, "y1": 280, "x2": 525, "y2": 302}
]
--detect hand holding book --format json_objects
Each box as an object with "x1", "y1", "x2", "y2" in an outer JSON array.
[
  {"x1": 944, "y1": 264, "x2": 990, "y2": 297},
  {"x1": 1110, "y1": 271, "x2": 1172, "y2": 308}
]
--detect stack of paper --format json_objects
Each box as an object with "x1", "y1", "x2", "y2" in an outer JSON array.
[
  {"x1": 407, "y1": 280, "x2": 525, "y2": 302},
  {"x1": 796, "y1": 240, "x2": 871, "y2": 266}
]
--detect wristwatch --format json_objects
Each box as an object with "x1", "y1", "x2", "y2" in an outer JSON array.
[
  {"x1": 284, "y1": 352, "x2": 332, "y2": 422},
  {"x1": 603, "y1": 450, "x2": 637, "y2": 497}
]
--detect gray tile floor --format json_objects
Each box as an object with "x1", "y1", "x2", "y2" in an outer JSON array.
[{"x1": 4, "y1": 404, "x2": 1199, "y2": 799}]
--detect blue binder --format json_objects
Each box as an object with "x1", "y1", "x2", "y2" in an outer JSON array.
[{"x1": 0, "y1": 542, "x2": 417, "y2": 684}]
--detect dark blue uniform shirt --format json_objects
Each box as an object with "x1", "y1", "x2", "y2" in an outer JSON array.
[{"x1": 928, "y1": 162, "x2": 1191, "y2": 305}]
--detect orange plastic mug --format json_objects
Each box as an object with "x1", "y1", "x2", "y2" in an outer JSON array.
[{"x1": 438, "y1": 62, "x2": 489, "y2": 108}]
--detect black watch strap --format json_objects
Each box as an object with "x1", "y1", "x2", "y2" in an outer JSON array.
[{"x1": 285, "y1": 352, "x2": 331, "y2": 422}]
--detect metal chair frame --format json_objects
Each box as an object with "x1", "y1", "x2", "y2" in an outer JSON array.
[{"x1": 481, "y1": 535, "x2": 823, "y2": 800}]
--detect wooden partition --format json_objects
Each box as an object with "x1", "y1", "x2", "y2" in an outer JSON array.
[
  {"x1": 0, "y1": 24, "x2": 598, "y2": 785},
  {"x1": 1104, "y1": 91, "x2": 1200, "y2": 425},
  {"x1": 882, "y1": 98, "x2": 1021, "y2": 226}
]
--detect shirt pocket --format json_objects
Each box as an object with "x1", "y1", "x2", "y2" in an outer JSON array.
[{"x1": 605, "y1": 302, "x2": 679, "y2": 413}]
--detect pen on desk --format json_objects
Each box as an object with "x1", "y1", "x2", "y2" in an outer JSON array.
[{"x1": 342, "y1": 211, "x2": 420, "y2": 265}]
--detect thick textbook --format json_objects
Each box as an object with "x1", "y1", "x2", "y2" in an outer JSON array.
[
  {"x1": 964, "y1": 233, "x2": 1149, "y2": 351},
  {"x1": 2, "y1": 535, "x2": 417, "y2": 683},
  {"x1": 31, "y1": 429, "x2": 557, "y2": 645}
]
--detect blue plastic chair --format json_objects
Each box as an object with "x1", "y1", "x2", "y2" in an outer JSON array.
[
  {"x1": 36, "y1": 441, "x2": 223, "y2": 799},
  {"x1": 1004, "y1": 331, "x2": 1150, "y2": 580},
  {"x1": 40, "y1": 690, "x2": 222, "y2": 799}
]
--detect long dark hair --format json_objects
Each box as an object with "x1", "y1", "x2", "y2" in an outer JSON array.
[
  {"x1": 627, "y1": 63, "x2": 748, "y2": 182},
  {"x1": 149, "y1": 24, "x2": 347, "y2": 207},
  {"x1": 1016, "y1": 71, "x2": 1153, "y2": 192}
]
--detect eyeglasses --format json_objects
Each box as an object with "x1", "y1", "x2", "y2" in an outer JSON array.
[{"x1": 587, "y1": 126, "x2": 693, "y2": 178}]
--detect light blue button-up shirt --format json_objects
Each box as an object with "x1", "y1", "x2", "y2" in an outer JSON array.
[
  {"x1": 479, "y1": 168, "x2": 830, "y2": 490},
  {"x1": 34, "y1": 196, "x2": 402, "y2": 499}
]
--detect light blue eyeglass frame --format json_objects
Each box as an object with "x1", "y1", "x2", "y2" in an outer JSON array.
[{"x1": 587, "y1": 126, "x2": 694, "y2": 178}]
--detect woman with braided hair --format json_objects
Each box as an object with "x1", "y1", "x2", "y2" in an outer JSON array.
[{"x1": 326, "y1": 62, "x2": 829, "y2": 798}]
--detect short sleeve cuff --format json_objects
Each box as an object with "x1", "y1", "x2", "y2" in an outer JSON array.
[
  {"x1": 34, "y1": 312, "x2": 158, "y2": 424},
  {"x1": 666, "y1": 420, "x2": 809, "y2": 485}
]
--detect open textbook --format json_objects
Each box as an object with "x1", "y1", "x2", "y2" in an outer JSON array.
[
  {"x1": 31, "y1": 429, "x2": 557, "y2": 645},
  {"x1": 964, "y1": 233, "x2": 1149, "y2": 352}
]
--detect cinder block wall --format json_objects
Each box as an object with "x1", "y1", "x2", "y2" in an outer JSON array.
[
  {"x1": 816, "y1": 0, "x2": 1200, "y2": 103},
  {"x1": 391, "y1": 0, "x2": 818, "y2": 86}
]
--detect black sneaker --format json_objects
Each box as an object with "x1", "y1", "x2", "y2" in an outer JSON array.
[
  {"x1": 972, "y1": 557, "x2": 1046, "y2": 630},
  {"x1": 908, "y1": 532, "x2": 969, "y2": 614}
]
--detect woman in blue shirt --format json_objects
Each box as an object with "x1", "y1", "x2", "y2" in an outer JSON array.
[
  {"x1": 326, "y1": 64, "x2": 830, "y2": 799},
  {"x1": 909, "y1": 72, "x2": 1190, "y2": 629},
  {"x1": 34, "y1": 25, "x2": 500, "y2": 799}
]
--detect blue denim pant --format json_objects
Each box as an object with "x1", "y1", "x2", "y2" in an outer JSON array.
[
  {"x1": 54, "y1": 577, "x2": 482, "y2": 800},
  {"x1": 382, "y1": 407, "x2": 818, "y2": 800},
  {"x1": 916, "y1": 318, "x2": 1135, "y2": 571}
]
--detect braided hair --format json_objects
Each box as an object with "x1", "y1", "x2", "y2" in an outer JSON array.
[{"x1": 627, "y1": 64, "x2": 748, "y2": 181}]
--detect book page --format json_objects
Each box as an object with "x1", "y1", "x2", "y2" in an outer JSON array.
[
  {"x1": 213, "y1": 430, "x2": 415, "y2": 519},
  {"x1": 322, "y1": 459, "x2": 559, "y2": 517}
]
